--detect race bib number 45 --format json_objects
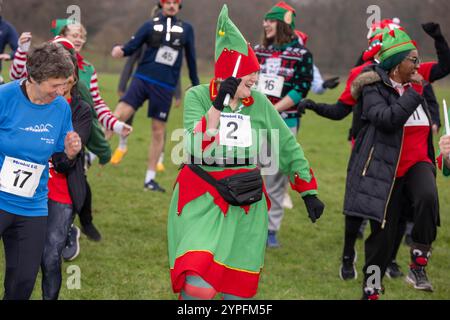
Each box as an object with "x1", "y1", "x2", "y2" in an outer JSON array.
[
  {"x1": 155, "y1": 45, "x2": 179, "y2": 66},
  {"x1": 0, "y1": 156, "x2": 45, "y2": 198},
  {"x1": 219, "y1": 113, "x2": 252, "y2": 148}
]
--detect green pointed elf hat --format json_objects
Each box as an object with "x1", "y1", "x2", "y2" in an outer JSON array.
[
  {"x1": 378, "y1": 28, "x2": 416, "y2": 63},
  {"x1": 214, "y1": 5, "x2": 259, "y2": 79}
]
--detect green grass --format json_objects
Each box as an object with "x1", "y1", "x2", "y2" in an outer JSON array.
[{"x1": 1, "y1": 72, "x2": 449, "y2": 300}]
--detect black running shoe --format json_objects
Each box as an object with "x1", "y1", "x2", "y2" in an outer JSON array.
[
  {"x1": 385, "y1": 261, "x2": 404, "y2": 279},
  {"x1": 406, "y1": 267, "x2": 433, "y2": 292},
  {"x1": 144, "y1": 179, "x2": 166, "y2": 192},
  {"x1": 339, "y1": 253, "x2": 357, "y2": 280},
  {"x1": 62, "y1": 225, "x2": 80, "y2": 261}
]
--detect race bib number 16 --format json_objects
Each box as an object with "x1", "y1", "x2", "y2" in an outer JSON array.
[
  {"x1": 0, "y1": 156, "x2": 45, "y2": 198},
  {"x1": 257, "y1": 73, "x2": 284, "y2": 98}
]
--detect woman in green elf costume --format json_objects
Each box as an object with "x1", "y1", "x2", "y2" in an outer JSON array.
[{"x1": 167, "y1": 5, "x2": 324, "y2": 300}]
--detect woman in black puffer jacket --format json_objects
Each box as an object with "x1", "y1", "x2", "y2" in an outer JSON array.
[{"x1": 344, "y1": 28, "x2": 439, "y2": 299}]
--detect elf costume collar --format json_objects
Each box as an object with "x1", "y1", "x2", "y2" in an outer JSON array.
[
  {"x1": 209, "y1": 79, "x2": 254, "y2": 107},
  {"x1": 264, "y1": 1, "x2": 296, "y2": 29},
  {"x1": 271, "y1": 39, "x2": 299, "y2": 51}
]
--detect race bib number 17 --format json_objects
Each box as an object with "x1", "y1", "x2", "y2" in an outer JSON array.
[{"x1": 0, "y1": 156, "x2": 45, "y2": 198}]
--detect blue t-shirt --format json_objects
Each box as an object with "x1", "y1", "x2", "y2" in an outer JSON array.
[{"x1": 0, "y1": 81, "x2": 73, "y2": 217}]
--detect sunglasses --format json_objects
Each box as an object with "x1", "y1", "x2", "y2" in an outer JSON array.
[{"x1": 405, "y1": 56, "x2": 421, "y2": 66}]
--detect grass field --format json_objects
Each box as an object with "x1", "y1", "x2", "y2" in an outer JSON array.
[{"x1": 0, "y1": 71, "x2": 449, "y2": 300}]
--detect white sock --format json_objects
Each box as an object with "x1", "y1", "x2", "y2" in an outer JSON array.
[
  {"x1": 119, "y1": 136, "x2": 128, "y2": 150},
  {"x1": 158, "y1": 153, "x2": 164, "y2": 164},
  {"x1": 145, "y1": 170, "x2": 156, "y2": 183}
]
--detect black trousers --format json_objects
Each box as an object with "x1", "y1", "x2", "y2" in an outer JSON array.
[
  {"x1": 363, "y1": 162, "x2": 439, "y2": 284},
  {"x1": 343, "y1": 215, "x2": 364, "y2": 257},
  {"x1": 0, "y1": 210, "x2": 47, "y2": 300},
  {"x1": 78, "y1": 180, "x2": 92, "y2": 226},
  {"x1": 343, "y1": 207, "x2": 409, "y2": 262}
]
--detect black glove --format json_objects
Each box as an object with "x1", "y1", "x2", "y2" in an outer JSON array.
[
  {"x1": 422, "y1": 22, "x2": 443, "y2": 39},
  {"x1": 298, "y1": 99, "x2": 317, "y2": 114},
  {"x1": 322, "y1": 76, "x2": 340, "y2": 89},
  {"x1": 303, "y1": 195, "x2": 325, "y2": 223},
  {"x1": 213, "y1": 77, "x2": 242, "y2": 111}
]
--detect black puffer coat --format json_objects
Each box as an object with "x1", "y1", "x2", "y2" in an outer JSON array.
[{"x1": 343, "y1": 65, "x2": 436, "y2": 225}]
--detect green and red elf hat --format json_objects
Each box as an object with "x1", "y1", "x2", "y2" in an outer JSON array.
[
  {"x1": 378, "y1": 28, "x2": 417, "y2": 65},
  {"x1": 51, "y1": 19, "x2": 78, "y2": 37},
  {"x1": 214, "y1": 5, "x2": 259, "y2": 80},
  {"x1": 264, "y1": 1, "x2": 296, "y2": 29},
  {"x1": 366, "y1": 18, "x2": 401, "y2": 40},
  {"x1": 363, "y1": 19, "x2": 403, "y2": 62}
]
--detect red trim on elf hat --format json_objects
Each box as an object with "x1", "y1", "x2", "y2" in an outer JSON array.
[
  {"x1": 275, "y1": 1, "x2": 296, "y2": 14},
  {"x1": 363, "y1": 33, "x2": 383, "y2": 62},
  {"x1": 215, "y1": 44, "x2": 260, "y2": 80}
]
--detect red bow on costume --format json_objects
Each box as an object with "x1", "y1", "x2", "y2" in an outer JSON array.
[{"x1": 76, "y1": 53, "x2": 87, "y2": 71}]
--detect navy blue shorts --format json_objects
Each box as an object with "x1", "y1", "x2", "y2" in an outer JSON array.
[{"x1": 120, "y1": 77, "x2": 174, "y2": 122}]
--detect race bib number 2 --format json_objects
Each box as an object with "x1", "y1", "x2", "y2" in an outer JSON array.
[
  {"x1": 0, "y1": 156, "x2": 45, "y2": 198},
  {"x1": 219, "y1": 113, "x2": 252, "y2": 148},
  {"x1": 155, "y1": 46, "x2": 179, "y2": 66}
]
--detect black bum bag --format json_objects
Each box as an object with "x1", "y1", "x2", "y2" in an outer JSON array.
[{"x1": 187, "y1": 164, "x2": 263, "y2": 206}]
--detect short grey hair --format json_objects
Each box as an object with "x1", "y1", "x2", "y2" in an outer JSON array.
[{"x1": 27, "y1": 42, "x2": 74, "y2": 83}]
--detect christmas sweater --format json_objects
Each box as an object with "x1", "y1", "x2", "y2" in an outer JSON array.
[{"x1": 254, "y1": 40, "x2": 313, "y2": 117}]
